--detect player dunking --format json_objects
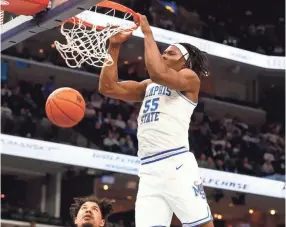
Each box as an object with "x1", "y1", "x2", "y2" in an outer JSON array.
[{"x1": 99, "y1": 14, "x2": 214, "y2": 227}]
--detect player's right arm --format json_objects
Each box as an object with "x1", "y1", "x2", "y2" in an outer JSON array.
[{"x1": 98, "y1": 32, "x2": 150, "y2": 102}]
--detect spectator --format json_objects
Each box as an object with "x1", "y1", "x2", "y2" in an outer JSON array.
[
  {"x1": 197, "y1": 153, "x2": 208, "y2": 168},
  {"x1": 37, "y1": 117, "x2": 53, "y2": 140},
  {"x1": 261, "y1": 160, "x2": 275, "y2": 176},
  {"x1": 85, "y1": 103, "x2": 97, "y2": 118},
  {"x1": 104, "y1": 113, "x2": 113, "y2": 124},
  {"x1": 125, "y1": 121, "x2": 137, "y2": 136},
  {"x1": 114, "y1": 114, "x2": 126, "y2": 129},
  {"x1": 90, "y1": 93, "x2": 103, "y2": 109},
  {"x1": 103, "y1": 132, "x2": 115, "y2": 151},
  {"x1": 120, "y1": 135, "x2": 136, "y2": 155},
  {"x1": 127, "y1": 113, "x2": 138, "y2": 131},
  {"x1": 206, "y1": 157, "x2": 216, "y2": 169},
  {"x1": 8, "y1": 85, "x2": 24, "y2": 115},
  {"x1": 103, "y1": 132, "x2": 120, "y2": 152},
  {"x1": 264, "y1": 151, "x2": 275, "y2": 162},
  {"x1": 42, "y1": 76, "x2": 56, "y2": 98},
  {"x1": 216, "y1": 159, "x2": 225, "y2": 171},
  {"x1": 240, "y1": 158, "x2": 254, "y2": 175},
  {"x1": 1, "y1": 83, "x2": 12, "y2": 99},
  {"x1": 1, "y1": 102, "x2": 13, "y2": 120},
  {"x1": 24, "y1": 93, "x2": 37, "y2": 110},
  {"x1": 232, "y1": 144, "x2": 241, "y2": 157}
]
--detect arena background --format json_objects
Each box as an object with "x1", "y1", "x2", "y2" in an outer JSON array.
[{"x1": 1, "y1": 0, "x2": 285, "y2": 226}]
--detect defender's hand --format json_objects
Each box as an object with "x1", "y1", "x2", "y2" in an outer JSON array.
[
  {"x1": 109, "y1": 30, "x2": 133, "y2": 45},
  {"x1": 138, "y1": 14, "x2": 152, "y2": 35}
]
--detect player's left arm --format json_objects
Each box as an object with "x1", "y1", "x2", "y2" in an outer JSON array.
[{"x1": 139, "y1": 14, "x2": 200, "y2": 92}]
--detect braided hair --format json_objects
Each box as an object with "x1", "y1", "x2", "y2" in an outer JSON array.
[
  {"x1": 70, "y1": 196, "x2": 114, "y2": 224},
  {"x1": 178, "y1": 42, "x2": 209, "y2": 79}
]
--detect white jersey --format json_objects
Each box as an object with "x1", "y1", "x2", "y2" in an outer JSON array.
[
  {"x1": 137, "y1": 82, "x2": 197, "y2": 162},
  {"x1": 136, "y1": 83, "x2": 213, "y2": 226}
]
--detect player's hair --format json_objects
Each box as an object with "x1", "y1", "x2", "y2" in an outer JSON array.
[
  {"x1": 69, "y1": 196, "x2": 114, "y2": 221},
  {"x1": 178, "y1": 42, "x2": 209, "y2": 79}
]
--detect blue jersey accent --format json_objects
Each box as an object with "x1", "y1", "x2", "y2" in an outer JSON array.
[
  {"x1": 145, "y1": 85, "x2": 171, "y2": 98},
  {"x1": 182, "y1": 206, "x2": 213, "y2": 227},
  {"x1": 141, "y1": 150, "x2": 188, "y2": 165},
  {"x1": 141, "y1": 146, "x2": 186, "y2": 161},
  {"x1": 143, "y1": 97, "x2": 160, "y2": 113},
  {"x1": 192, "y1": 183, "x2": 206, "y2": 200},
  {"x1": 140, "y1": 146, "x2": 188, "y2": 165},
  {"x1": 141, "y1": 97, "x2": 160, "y2": 124}
]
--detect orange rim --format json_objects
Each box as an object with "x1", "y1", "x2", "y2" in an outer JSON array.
[{"x1": 66, "y1": 0, "x2": 139, "y2": 31}]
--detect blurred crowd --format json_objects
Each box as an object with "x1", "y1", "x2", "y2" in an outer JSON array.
[
  {"x1": 1, "y1": 78, "x2": 285, "y2": 181},
  {"x1": 190, "y1": 114, "x2": 285, "y2": 180},
  {"x1": 2, "y1": 0, "x2": 284, "y2": 59},
  {"x1": 4, "y1": 44, "x2": 284, "y2": 116},
  {"x1": 126, "y1": 0, "x2": 285, "y2": 56}
]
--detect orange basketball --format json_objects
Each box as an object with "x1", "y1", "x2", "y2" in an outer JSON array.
[{"x1": 45, "y1": 87, "x2": 86, "y2": 128}]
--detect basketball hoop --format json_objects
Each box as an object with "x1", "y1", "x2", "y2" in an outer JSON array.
[{"x1": 54, "y1": 0, "x2": 139, "y2": 68}]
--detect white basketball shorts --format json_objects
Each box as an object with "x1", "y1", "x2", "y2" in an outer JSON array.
[{"x1": 136, "y1": 150, "x2": 213, "y2": 227}]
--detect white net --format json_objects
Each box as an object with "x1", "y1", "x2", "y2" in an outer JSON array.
[{"x1": 54, "y1": 5, "x2": 136, "y2": 68}]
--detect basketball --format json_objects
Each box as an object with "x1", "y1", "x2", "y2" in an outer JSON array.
[{"x1": 45, "y1": 87, "x2": 86, "y2": 128}]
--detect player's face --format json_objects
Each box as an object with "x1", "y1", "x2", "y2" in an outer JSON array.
[
  {"x1": 162, "y1": 45, "x2": 185, "y2": 71},
  {"x1": 74, "y1": 201, "x2": 105, "y2": 227}
]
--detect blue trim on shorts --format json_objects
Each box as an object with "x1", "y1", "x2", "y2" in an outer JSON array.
[
  {"x1": 141, "y1": 146, "x2": 186, "y2": 161},
  {"x1": 182, "y1": 206, "x2": 213, "y2": 227},
  {"x1": 176, "y1": 91, "x2": 197, "y2": 106},
  {"x1": 141, "y1": 150, "x2": 188, "y2": 165}
]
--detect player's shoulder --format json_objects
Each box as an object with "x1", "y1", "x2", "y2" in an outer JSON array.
[
  {"x1": 137, "y1": 79, "x2": 152, "y2": 98},
  {"x1": 180, "y1": 68, "x2": 200, "y2": 81},
  {"x1": 179, "y1": 69, "x2": 200, "y2": 101}
]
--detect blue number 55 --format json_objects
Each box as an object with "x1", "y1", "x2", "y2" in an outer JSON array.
[{"x1": 143, "y1": 98, "x2": 160, "y2": 113}]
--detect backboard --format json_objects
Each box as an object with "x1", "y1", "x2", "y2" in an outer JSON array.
[{"x1": 0, "y1": 0, "x2": 101, "y2": 50}]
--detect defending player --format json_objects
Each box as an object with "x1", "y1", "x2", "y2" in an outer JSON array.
[
  {"x1": 70, "y1": 196, "x2": 114, "y2": 227},
  {"x1": 99, "y1": 14, "x2": 214, "y2": 227}
]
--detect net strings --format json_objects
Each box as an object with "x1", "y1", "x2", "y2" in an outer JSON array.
[{"x1": 54, "y1": 7, "x2": 132, "y2": 68}]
